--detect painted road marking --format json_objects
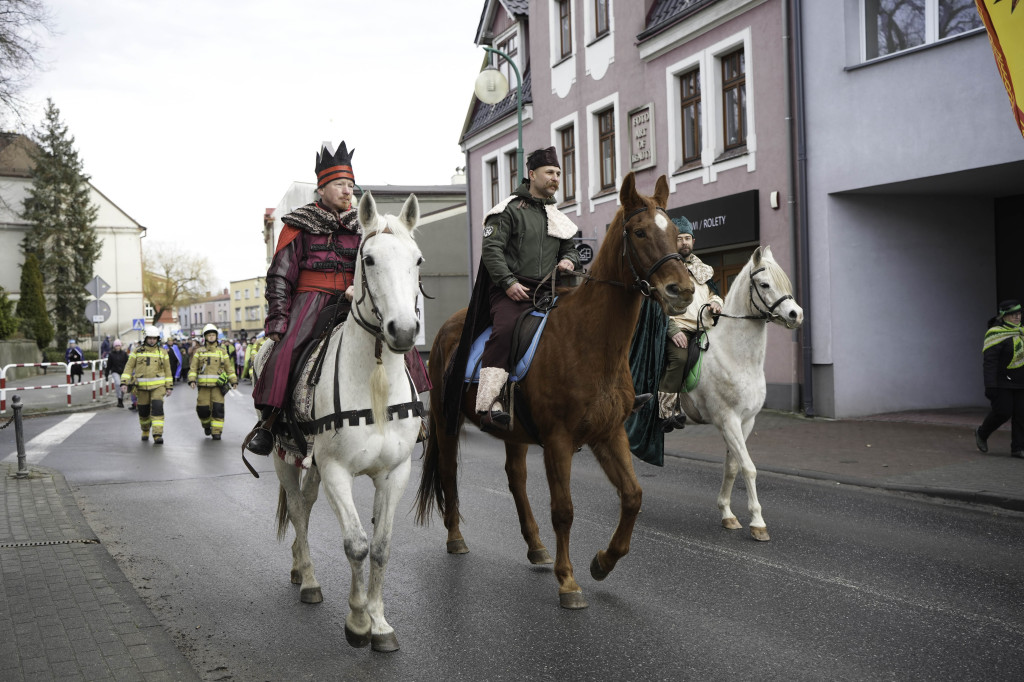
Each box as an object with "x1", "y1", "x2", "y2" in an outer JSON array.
[{"x1": 2, "y1": 413, "x2": 97, "y2": 464}]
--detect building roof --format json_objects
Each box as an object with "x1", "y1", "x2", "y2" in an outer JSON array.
[
  {"x1": 638, "y1": 0, "x2": 720, "y2": 40},
  {"x1": 461, "y1": 68, "x2": 532, "y2": 143},
  {"x1": 474, "y1": 0, "x2": 529, "y2": 40}
]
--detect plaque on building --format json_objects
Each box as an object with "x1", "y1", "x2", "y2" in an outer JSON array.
[
  {"x1": 666, "y1": 190, "x2": 759, "y2": 250},
  {"x1": 628, "y1": 103, "x2": 656, "y2": 172}
]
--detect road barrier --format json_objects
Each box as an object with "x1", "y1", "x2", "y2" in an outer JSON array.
[{"x1": 0, "y1": 360, "x2": 115, "y2": 413}]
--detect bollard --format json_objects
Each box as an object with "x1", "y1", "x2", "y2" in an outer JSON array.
[{"x1": 13, "y1": 394, "x2": 27, "y2": 478}]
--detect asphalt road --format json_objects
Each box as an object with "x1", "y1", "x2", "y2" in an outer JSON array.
[{"x1": 11, "y1": 383, "x2": 1024, "y2": 681}]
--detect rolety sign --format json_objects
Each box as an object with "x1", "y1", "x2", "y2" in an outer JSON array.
[{"x1": 665, "y1": 189, "x2": 759, "y2": 249}]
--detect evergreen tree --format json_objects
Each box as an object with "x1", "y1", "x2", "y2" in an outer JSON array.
[
  {"x1": 20, "y1": 99, "x2": 100, "y2": 346},
  {"x1": 16, "y1": 252, "x2": 53, "y2": 348},
  {"x1": 0, "y1": 286, "x2": 17, "y2": 339}
]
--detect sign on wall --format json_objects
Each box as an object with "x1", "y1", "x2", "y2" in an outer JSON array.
[
  {"x1": 665, "y1": 190, "x2": 760, "y2": 250},
  {"x1": 628, "y1": 103, "x2": 656, "y2": 172}
]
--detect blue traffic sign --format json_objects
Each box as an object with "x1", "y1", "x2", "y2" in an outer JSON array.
[{"x1": 132, "y1": 318, "x2": 145, "y2": 331}]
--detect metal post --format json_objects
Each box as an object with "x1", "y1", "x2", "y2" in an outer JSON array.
[
  {"x1": 13, "y1": 394, "x2": 27, "y2": 478},
  {"x1": 482, "y1": 46, "x2": 524, "y2": 183}
]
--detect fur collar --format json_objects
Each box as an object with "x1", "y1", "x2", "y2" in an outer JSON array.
[
  {"x1": 685, "y1": 254, "x2": 715, "y2": 285},
  {"x1": 282, "y1": 202, "x2": 360, "y2": 235}
]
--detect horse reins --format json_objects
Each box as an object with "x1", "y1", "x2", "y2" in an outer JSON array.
[{"x1": 710, "y1": 266, "x2": 794, "y2": 326}]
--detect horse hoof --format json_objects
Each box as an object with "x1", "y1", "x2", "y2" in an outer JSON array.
[
  {"x1": 722, "y1": 517, "x2": 742, "y2": 530},
  {"x1": 750, "y1": 526, "x2": 771, "y2": 542},
  {"x1": 371, "y1": 632, "x2": 400, "y2": 653},
  {"x1": 345, "y1": 624, "x2": 371, "y2": 648},
  {"x1": 300, "y1": 586, "x2": 323, "y2": 604},
  {"x1": 290, "y1": 569, "x2": 302, "y2": 585},
  {"x1": 590, "y1": 553, "x2": 610, "y2": 581},
  {"x1": 446, "y1": 539, "x2": 469, "y2": 554},
  {"x1": 527, "y1": 548, "x2": 553, "y2": 565},
  {"x1": 559, "y1": 591, "x2": 589, "y2": 609}
]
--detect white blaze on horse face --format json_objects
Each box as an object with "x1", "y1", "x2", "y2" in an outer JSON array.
[{"x1": 654, "y1": 213, "x2": 669, "y2": 231}]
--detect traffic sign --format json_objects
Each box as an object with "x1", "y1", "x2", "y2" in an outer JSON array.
[
  {"x1": 132, "y1": 318, "x2": 145, "y2": 331},
  {"x1": 85, "y1": 275, "x2": 110, "y2": 299},
  {"x1": 84, "y1": 299, "x2": 111, "y2": 323}
]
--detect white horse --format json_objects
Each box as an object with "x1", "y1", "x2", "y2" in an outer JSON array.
[
  {"x1": 254, "y1": 191, "x2": 423, "y2": 652},
  {"x1": 675, "y1": 245, "x2": 803, "y2": 541}
]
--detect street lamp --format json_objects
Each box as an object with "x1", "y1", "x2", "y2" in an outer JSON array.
[{"x1": 474, "y1": 44, "x2": 523, "y2": 183}]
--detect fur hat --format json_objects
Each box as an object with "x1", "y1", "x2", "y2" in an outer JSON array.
[
  {"x1": 316, "y1": 140, "x2": 355, "y2": 188},
  {"x1": 673, "y1": 216, "x2": 693, "y2": 236},
  {"x1": 527, "y1": 146, "x2": 560, "y2": 171}
]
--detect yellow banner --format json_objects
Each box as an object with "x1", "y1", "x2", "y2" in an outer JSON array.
[{"x1": 976, "y1": 0, "x2": 1024, "y2": 137}]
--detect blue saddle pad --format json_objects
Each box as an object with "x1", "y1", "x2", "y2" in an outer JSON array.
[{"x1": 464, "y1": 310, "x2": 551, "y2": 383}]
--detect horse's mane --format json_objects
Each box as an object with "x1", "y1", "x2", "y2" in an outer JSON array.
[{"x1": 587, "y1": 202, "x2": 631, "y2": 281}]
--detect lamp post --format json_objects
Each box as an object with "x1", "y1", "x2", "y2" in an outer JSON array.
[{"x1": 474, "y1": 45, "x2": 524, "y2": 183}]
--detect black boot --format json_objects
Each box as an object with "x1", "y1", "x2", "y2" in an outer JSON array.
[
  {"x1": 245, "y1": 409, "x2": 280, "y2": 456},
  {"x1": 632, "y1": 393, "x2": 653, "y2": 414},
  {"x1": 117, "y1": 398, "x2": 124, "y2": 408},
  {"x1": 661, "y1": 413, "x2": 687, "y2": 433},
  {"x1": 478, "y1": 410, "x2": 511, "y2": 432}
]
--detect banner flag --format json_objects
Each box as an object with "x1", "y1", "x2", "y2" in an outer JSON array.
[{"x1": 975, "y1": 0, "x2": 1024, "y2": 137}]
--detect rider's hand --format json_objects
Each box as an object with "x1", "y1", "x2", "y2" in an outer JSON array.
[
  {"x1": 710, "y1": 301, "x2": 723, "y2": 315},
  {"x1": 166, "y1": 388, "x2": 173, "y2": 396},
  {"x1": 189, "y1": 381, "x2": 197, "y2": 389},
  {"x1": 344, "y1": 285, "x2": 354, "y2": 302},
  {"x1": 505, "y1": 282, "x2": 530, "y2": 302},
  {"x1": 557, "y1": 258, "x2": 575, "y2": 272},
  {"x1": 671, "y1": 331, "x2": 688, "y2": 349}
]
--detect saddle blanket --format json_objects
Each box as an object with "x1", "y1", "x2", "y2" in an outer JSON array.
[{"x1": 464, "y1": 310, "x2": 550, "y2": 383}]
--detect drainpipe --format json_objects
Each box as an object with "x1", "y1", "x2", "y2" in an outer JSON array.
[
  {"x1": 789, "y1": 0, "x2": 814, "y2": 417},
  {"x1": 464, "y1": 148, "x2": 476, "y2": 300}
]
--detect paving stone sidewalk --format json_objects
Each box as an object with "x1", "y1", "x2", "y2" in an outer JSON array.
[{"x1": 1, "y1": 461, "x2": 197, "y2": 681}]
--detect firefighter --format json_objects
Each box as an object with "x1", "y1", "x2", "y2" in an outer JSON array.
[
  {"x1": 121, "y1": 325, "x2": 173, "y2": 444},
  {"x1": 188, "y1": 324, "x2": 237, "y2": 440}
]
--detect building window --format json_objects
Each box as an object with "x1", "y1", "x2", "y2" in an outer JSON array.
[
  {"x1": 595, "y1": 0, "x2": 609, "y2": 37},
  {"x1": 488, "y1": 159, "x2": 499, "y2": 206},
  {"x1": 558, "y1": 0, "x2": 572, "y2": 60},
  {"x1": 560, "y1": 126, "x2": 576, "y2": 203},
  {"x1": 680, "y1": 68, "x2": 701, "y2": 165},
  {"x1": 864, "y1": 0, "x2": 981, "y2": 61},
  {"x1": 598, "y1": 109, "x2": 616, "y2": 190},
  {"x1": 494, "y1": 33, "x2": 518, "y2": 89},
  {"x1": 235, "y1": 309, "x2": 241, "y2": 323},
  {"x1": 255, "y1": 285, "x2": 260, "y2": 298},
  {"x1": 508, "y1": 150, "x2": 519, "y2": 188},
  {"x1": 235, "y1": 290, "x2": 241, "y2": 300},
  {"x1": 721, "y1": 49, "x2": 746, "y2": 151}
]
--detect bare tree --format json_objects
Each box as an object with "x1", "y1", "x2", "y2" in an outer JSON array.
[
  {"x1": 0, "y1": 0, "x2": 53, "y2": 122},
  {"x1": 143, "y1": 242, "x2": 214, "y2": 325}
]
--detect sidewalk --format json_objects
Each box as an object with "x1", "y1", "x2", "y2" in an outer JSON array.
[{"x1": 2, "y1": 402, "x2": 1022, "y2": 680}]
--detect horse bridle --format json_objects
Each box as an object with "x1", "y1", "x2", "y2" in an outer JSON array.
[
  {"x1": 620, "y1": 205, "x2": 684, "y2": 297},
  {"x1": 349, "y1": 226, "x2": 427, "y2": 362},
  {"x1": 712, "y1": 265, "x2": 794, "y2": 325}
]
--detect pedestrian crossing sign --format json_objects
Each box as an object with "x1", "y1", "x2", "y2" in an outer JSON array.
[{"x1": 132, "y1": 318, "x2": 145, "y2": 331}]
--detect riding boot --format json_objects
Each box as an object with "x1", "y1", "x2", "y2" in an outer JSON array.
[
  {"x1": 245, "y1": 408, "x2": 280, "y2": 456},
  {"x1": 658, "y1": 391, "x2": 687, "y2": 432},
  {"x1": 632, "y1": 393, "x2": 653, "y2": 414},
  {"x1": 476, "y1": 367, "x2": 511, "y2": 431}
]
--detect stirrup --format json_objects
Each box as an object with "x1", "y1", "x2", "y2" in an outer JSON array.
[
  {"x1": 661, "y1": 413, "x2": 687, "y2": 433},
  {"x1": 478, "y1": 410, "x2": 511, "y2": 432}
]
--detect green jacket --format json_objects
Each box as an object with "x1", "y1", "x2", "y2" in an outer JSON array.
[{"x1": 481, "y1": 183, "x2": 580, "y2": 291}]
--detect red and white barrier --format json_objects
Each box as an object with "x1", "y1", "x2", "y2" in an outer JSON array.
[{"x1": 0, "y1": 360, "x2": 114, "y2": 413}]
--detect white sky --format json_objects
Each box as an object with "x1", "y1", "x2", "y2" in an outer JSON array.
[{"x1": 19, "y1": 0, "x2": 485, "y2": 288}]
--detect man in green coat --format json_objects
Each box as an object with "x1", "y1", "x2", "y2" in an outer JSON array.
[{"x1": 474, "y1": 146, "x2": 581, "y2": 429}]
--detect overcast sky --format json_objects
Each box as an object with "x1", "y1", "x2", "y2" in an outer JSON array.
[{"x1": 19, "y1": 0, "x2": 485, "y2": 287}]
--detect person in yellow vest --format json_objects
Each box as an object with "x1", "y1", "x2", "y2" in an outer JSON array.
[
  {"x1": 121, "y1": 325, "x2": 174, "y2": 444},
  {"x1": 241, "y1": 335, "x2": 266, "y2": 383},
  {"x1": 188, "y1": 324, "x2": 237, "y2": 440}
]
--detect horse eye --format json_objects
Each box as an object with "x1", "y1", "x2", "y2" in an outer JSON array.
[
  {"x1": 760, "y1": 281, "x2": 770, "y2": 289},
  {"x1": 363, "y1": 255, "x2": 375, "y2": 266},
  {"x1": 416, "y1": 257, "x2": 424, "y2": 266},
  {"x1": 634, "y1": 229, "x2": 646, "y2": 238}
]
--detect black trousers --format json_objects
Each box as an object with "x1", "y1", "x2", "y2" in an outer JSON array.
[{"x1": 978, "y1": 388, "x2": 1024, "y2": 453}]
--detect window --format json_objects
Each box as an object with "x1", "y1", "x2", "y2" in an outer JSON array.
[
  {"x1": 595, "y1": 0, "x2": 609, "y2": 37},
  {"x1": 721, "y1": 49, "x2": 746, "y2": 151},
  {"x1": 508, "y1": 150, "x2": 519, "y2": 188},
  {"x1": 864, "y1": 0, "x2": 981, "y2": 60},
  {"x1": 494, "y1": 33, "x2": 519, "y2": 88},
  {"x1": 488, "y1": 160, "x2": 499, "y2": 206},
  {"x1": 680, "y1": 68, "x2": 701, "y2": 165},
  {"x1": 560, "y1": 126, "x2": 576, "y2": 203},
  {"x1": 255, "y1": 285, "x2": 260, "y2": 298},
  {"x1": 235, "y1": 309, "x2": 241, "y2": 323},
  {"x1": 558, "y1": 0, "x2": 572, "y2": 60},
  {"x1": 235, "y1": 290, "x2": 241, "y2": 300},
  {"x1": 598, "y1": 109, "x2": 616, "y2": 190}
]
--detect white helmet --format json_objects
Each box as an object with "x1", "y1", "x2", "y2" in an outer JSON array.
[
  {"x1": 202, "y1": 323, "x2": 219, "y2": 335},
  {"x1": 144, "y1": 325, "x2": 160, "y2": 339}
]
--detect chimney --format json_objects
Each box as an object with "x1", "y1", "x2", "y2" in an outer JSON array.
[{"x1": 451, "y1": 166, "x2": 466, "y2": 185}]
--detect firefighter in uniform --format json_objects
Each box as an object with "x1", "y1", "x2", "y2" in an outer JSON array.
[
  {"x1": 188, "y1": 324, "x2": 237, "y2": 440},
  {"x1": 121, "y1": 325, "x2": 173, "y2": 444}
]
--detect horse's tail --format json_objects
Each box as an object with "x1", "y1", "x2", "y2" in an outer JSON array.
[
  {"x1": 414, "y1": 406, "x2": 443, "y2": 525},
  {"x1": 276, "y1": 485, "x2": 289, "y2": 542}
]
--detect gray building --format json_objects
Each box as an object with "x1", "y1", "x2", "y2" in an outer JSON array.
[
  {"x1": 800, "y1": 1, "x2": 1024, "y2": 417},
  {"x1": 461, "y1": 0, "x2": 801, "y2": 410}
]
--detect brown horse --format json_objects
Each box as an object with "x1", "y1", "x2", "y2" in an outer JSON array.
[{"x1": 414, "y1": 172, "x2": 694, "y2": 609}]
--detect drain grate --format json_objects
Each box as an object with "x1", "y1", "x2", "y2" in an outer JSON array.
[{"x1": 1, "y1": 538, "x2": 100, "y2": 548}]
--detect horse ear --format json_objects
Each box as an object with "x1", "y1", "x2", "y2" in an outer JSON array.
[
  {"x1": 399, "y1": 194, "x2": 420, "y2": 232},
  {"x1": 752, "y1": 246, "x2": 763, "y2": 267},
  {"x1": 358, "y1": 190, "x2": 377, "y2": 229},
  {"x1": 762, "y1": 244, "x2": 773, "y2": 260},
  {"x1": 653, "y1": 175, "x2": 669, "y2": 208},
  {"x1": 618, "y1": 171, "x2": 638, "y2": 209}
]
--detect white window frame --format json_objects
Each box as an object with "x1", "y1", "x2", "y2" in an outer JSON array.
[
  {"x1": 859, "y1": 0, "x2": 984, "y2": 62},
  {"x1": 550, "y1": 111, "x2": 582, "y2": 216},
  {"x1": 479, "y1": 139, "x2": 520, "y2": 212},
  {"x1": 585, "y1": 92, "x2": 620, "y2": 213},
  {"x1": 583, "y1": 0, "x2": 614, "y2": 81},
  {"x1": 491, "y1": 26, "x2": 522, "y2": 92},
  {"x1": 664, "y1": 27, "x2": 755, "y2": 192},
  {"x1": 549, "y1": 0, "x2": 578, "y2": 97}
]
